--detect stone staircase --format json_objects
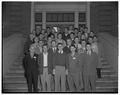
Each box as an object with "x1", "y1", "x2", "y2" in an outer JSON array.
[{"x1": 3, "y1": 56, "x2": 118, "y2": 92}]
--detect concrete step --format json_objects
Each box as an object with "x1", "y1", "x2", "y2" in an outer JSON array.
[
  {"x1": 6, "y1": 72, "x2": 24, "y2": 76},
  {"x1": 3, "y1": 88, "x2": 28, "y2": 92},
  {"x1": 3, "y1": 77, "x2": 26, "y2": 83},
  {"x1": 96, "y1": 86, "x2": 118, "y2": 92},
  {"x1": 7, "y1": 70, "x2": 24, "y2": 74},
  {"x1": 4, "y1": 84, "x2": 27, "y2": 89},
  {"x1": 3, "y1": 80, "x2": 26, "y2": 84},
  {"x1": 10, "y1": 66, "x2": 24, "y2": 71},
  {"x1": 96, "y1": 81, "x2": 118, "y2": 87},
  {"x1": 101, "y1": 64, "x2": 111, "y2": 68}
]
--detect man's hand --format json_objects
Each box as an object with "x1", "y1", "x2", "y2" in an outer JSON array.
[{"x1": 53, "y1": 69, "x2": 55, "y2": 75}]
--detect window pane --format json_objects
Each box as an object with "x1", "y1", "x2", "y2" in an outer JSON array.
[
  {"x1": 58, "y1": 13, "x2": 63, "y2": 22},
  {"x1": 46, "y1": 13, "x2": 74, "y2": 22},
  {"x1": 35, "y1": 13, "x2": 42, "y2": 22},
  {"x1": 79, "y1": 13, "x2": 86, "y2": 22},
  {"x1": 47, "y1": 13, "x2": 52, "y2": 22}
]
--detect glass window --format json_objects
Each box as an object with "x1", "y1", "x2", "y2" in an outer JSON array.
[
  {"x1": 35, "y1": 13, "x2": 42, "y2": 22},
  {"x1": 79, "y1": 13, "x2": 86, "y2": 22},
  {"x1": 46, "y1": 13, "x2": 74, "y2": 22}
]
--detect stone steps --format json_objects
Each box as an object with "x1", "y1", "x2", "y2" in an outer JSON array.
[{"x1": 3, "y1": 57, "x2": 118, "y2": 92}]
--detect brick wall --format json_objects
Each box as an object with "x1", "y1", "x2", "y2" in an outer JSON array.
[
  {"x1": 90, "y1": 2, "x2": 118, "y2": 37},
  {"x1": 2, "y1": 2, "x2": 31, "y2": 38}
]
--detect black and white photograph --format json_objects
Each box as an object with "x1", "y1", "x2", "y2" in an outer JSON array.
[{"x1": 2, "y1": 1, "x2": 118, "y2": 93}]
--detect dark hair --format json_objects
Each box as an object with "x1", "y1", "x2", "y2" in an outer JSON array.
[
  {"x1": 74, "y1": 36, "x2": 79, "y2": 39},
  {"x1": 86, "y1": 43, "x2": 91, "y2": 46},
  {"x1": 74, "y1": 28, "x2": 78, "y2": 31},
  {"x1": 93, "y1": 35, "x2": 97, "y2": 38},
  {"x1": 51, "y1": 40, "x2": 56, "y2": 43},
  {"x1": 70, "y1": 44, "x2": 76, "y2": 48},
  {"x1": 88, "y1": 36, "x2": 93, "y2": 39},
  {"x1": 47, "y1": 27, "x2": 50, "y2": 29},
  {"x1": 42, "y1": 44, "x2": 48, "y2": 47},
  {"x1": 70, "y1": 32, "x2": 74, "y2": 35},
  {"x1": 57, "y1": 43, "x2": 63, "y2": 46},
  {"x1": 57, "y1": 33, "x2": 62, "y2": 36},
  {"x1": 84, "y1": 27, "x2": 88, "y2": 29}
]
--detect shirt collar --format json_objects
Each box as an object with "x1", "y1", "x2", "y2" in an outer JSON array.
[
  {"x1": 43, "y1": 52, "x2": 48, "y2": 55},
  {"x1": 58, "y1": 50, "x2": 63, "y2": 54},
  {"x1": 87, "y1": 50, "x2": 91, "y2": 55}
]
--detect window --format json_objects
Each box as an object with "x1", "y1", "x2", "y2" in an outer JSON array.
[
  {"x1": 46, "y1": 13, "x2": 74, "y2": 22},
  {"x1": 35, "y1": 13, "x2": 42, "y2": 22},
  {"x1": 79, "y1": 13, "x2": 86, "y2": 22}
]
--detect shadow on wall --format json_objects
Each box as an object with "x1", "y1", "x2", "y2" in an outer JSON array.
[
  {"x1": 3, "y1": 33, "x2": 26, "y2": 77},
  {"x1": 98, "y1": 32, "x2": 118, "y2": 74}
]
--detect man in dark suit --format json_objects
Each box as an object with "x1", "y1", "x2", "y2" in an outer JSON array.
[
  {"x1": 53, "y1": 43, "x2": 69, "y2": 92},
  {"x1": 24, "y1": 45, "x2": 39, "y2": 92},
  {"x1": 48, "y1": 40, "x2": 57, "y2": 91},
  {"x1": 62, "y1": 27, "x2": 70, "y2": 41},
  {"x1": 67, "y1": 45, "x2": 83, "y2": 92},
  {"x1": 63, "y1": 38, "x2": 72, "y2": 54},
  {"x1": 83, "y1": 43, "x2": 98, "y2": 92},
  {"x1": 38, "y1": 44, "x2": 53, "y2": 92}
]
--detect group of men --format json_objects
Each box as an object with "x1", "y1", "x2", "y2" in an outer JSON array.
[{"x1": 23, "y1": 25, "x2": 103, "y2": 92}]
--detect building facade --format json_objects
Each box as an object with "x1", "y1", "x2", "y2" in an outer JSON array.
[{"x1": 31, "y1": 2, "x2": 90, "y2": 32}]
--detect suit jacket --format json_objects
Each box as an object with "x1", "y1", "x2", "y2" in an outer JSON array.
[
  {"x1": 63, "y1": 46, "x2": 71, "y2": 54},
  {"x1": 38, "y1": 52, "x2": 53, "y2": 74},
  {"x1": 68, "y1": 53, "x2": 80, "y2": 73},
  {"x1": 24, "y1": 53, "x2": 39, "y2": 76},
  {"x1": 83, "y1": 52, "x2": 98, "y2": 75}
]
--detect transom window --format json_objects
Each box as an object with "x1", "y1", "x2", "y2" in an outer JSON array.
[{"x1": 46, "y1": 13, "x2": 74, "y2": 22}]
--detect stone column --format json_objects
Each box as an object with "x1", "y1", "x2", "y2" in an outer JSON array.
[
  {"x1": 86, "y1": 2, "x2": 90, "y2": 32},
  {"x1": 30, "y1": 2, "x2": 34, "y2": 33},
  {"x1": 42, "y1": 11, "x2": 46, "y2": 29},
  {"x1": 74, "y1": 11, "x2": 79, "y2": 28}
]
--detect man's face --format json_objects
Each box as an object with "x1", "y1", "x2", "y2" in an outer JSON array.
[
  {"x1": 88, "y1": 38, "x2": 93, "y2": 44},
  {"x1": 90, "y1": 32, "x2": 94, "y2": 37},
  {"x1": 29, "y1": 46, "x2": 35, "y2": 54},
  {"x1": 48, "y1": 37, "x2": 52, "y2": 42},
  {"x1": 58, "y1": 34, "x2": 62, "y2": 39},
  {"x1": 93, "y1": 37, "x2": 97, "y2": 42},
  {"x1": 86, "y1": 45, "x2": 91, "y2": 51},
  {"x1": 70, "y1": 46, "x2": 76, "y2": 52},
  {"x1": 29, "y1": 34, "x2": 34, "y2": 41},
  {"x1": 67, "y1": 39, "x2": 72, "y2": 46},
  {"x1": 74, "y1": 29, "x2": 78, "y2": 33},
  {"x1": 84, "y1": 28, "x2": 88, "y2": 33},
  {"x1": 51, "y1": 41, "x2": 56, "y2": 47},
  {"x1": 75, "y1": 38, "x2": 79, "y2": 43},
  {"x1": 81, "y1": 41, "x2": 86, "y2": 47},
  {"x1": 65, "y1": 28, "x2": 68, "y2": 33},
  {"x1": 42, "y1": 30, "x2": 45, "y2": 34},
  {"x1": 39, "y1": 41, "x2": 43, "y2": 46},
  {"x1": 70, "y1": 34, "x2": 74, "y2": 39},
  {"x1": 34, "y1": 37, "x2": 39, "y2": 43},
  {"x1": 81, "y1": 34, "x2": 85, "y2": 39},
  {"x1": 43, "y1": 46, "x2": 48, "y2": 53},
  {"x1": 78, "y1": 32, "x2": 81, "y2": 37},
  {"x1": 39, "y1": 34, "x2": 43, "y2": 39},
  {"x1": 58, "y1": 44, "x2": 63, "y2": 51}
]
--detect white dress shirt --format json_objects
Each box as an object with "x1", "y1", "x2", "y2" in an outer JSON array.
[
  {"x1": 43, "y1": 52, "x2": 48, "y2": 67},
  {"x1": 58, "y1": 50, "x2": 63, "y2": 54}
]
